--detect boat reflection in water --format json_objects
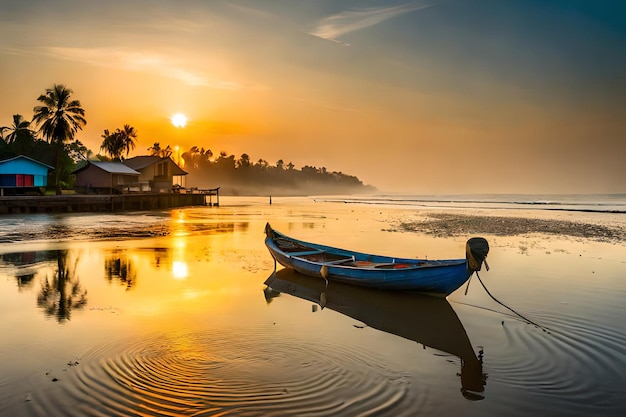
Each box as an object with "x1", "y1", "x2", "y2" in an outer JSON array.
[{"x1": 264, "y1": 268, "x2": 487, "y2": 400}]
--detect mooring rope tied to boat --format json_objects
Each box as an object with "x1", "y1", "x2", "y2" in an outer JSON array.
[{"x1": 473, "y1": 271, "x2": 550, "y2": 332}]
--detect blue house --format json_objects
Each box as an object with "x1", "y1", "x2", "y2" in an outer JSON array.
[{"x1": 0, "y1": 155, "x2": 53, "y2": 196}]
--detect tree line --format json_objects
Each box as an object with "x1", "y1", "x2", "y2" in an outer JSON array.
[
  {"x1": 179, "y1": 149, "x2": 374, "y2": 195},
  {"x1": 1, "y1": 84, "x2": 374, "y2": 195}
]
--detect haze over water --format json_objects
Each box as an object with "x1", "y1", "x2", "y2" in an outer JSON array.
[{"x1": 1, "y1": 195, "x2": 625, "y2": 416}]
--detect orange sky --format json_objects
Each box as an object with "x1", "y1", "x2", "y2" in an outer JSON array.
[{"x1": 1, "y1": 0, "x2": 625, "y2": 194}]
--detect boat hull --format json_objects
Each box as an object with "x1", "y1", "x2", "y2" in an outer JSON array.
[
  {"x1": 263, "y1": 268, "x2": 486, "y2": 398},
  {"x1": 264, "y1": 223, "x2": 480, "y2": 295}
]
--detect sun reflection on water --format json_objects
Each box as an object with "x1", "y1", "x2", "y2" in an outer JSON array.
[
  {"x1": 170, "y1": 211, "x2": 190, "y2": 279},
  {"x1": 172, "y1": 260, "x2": 188, "y2": 280}
]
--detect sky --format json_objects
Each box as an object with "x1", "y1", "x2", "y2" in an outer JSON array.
[{"x1": 1, "y1": 0, "x2": 625, "y2": 194}]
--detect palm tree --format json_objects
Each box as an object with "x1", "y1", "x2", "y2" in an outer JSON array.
[
  {"x1": 148, "y1": 142, "x2": 162, "y2": 157},
  {"x1": 100, "y1": 129, "x2": 117, "y2": 159},
  {"x1": 100, "y1": 125, "x2": 138, "y2": 161},
  {"x1": 37, "y1": 250, "x2": 87, "y2": 323},
  {"x1": 32, "y1": 84, "x2": 86, "y2": 193},
  {"x1": 147, "y1": 142, "x2": 172, "y2": 158},
  {"x1": 117, "y1": 124, "x2": 137, "y2": 157},
  {"x1": 161, "y1": 145, "x2": 173, "y2": 158},
  {"x1": 33, "y1": 85, "x2": 86, "y2": 143},
  {"x1": 2, "y1": 114, "x2": 38, "y2": 156}
]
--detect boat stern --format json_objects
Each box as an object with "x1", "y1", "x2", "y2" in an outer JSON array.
[{"x1": 466, "y1": 237, "x2": 489, "y2": 273}]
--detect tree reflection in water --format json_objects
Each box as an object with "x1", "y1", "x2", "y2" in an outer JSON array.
[
  {"x1": 37, "y1": 250, "x2": 87, "y2": 323},
  {"x1": 104, "y1": 250, "x2": 137, "y2": 290}
]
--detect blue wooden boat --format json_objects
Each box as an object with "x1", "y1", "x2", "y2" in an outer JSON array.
[{"x1": 264, "y1": 223, "x2": 489, "y2": 296}]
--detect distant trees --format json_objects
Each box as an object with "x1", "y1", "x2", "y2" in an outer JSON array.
[
  {"x1": 66, "y1": 139, "x2": 93, "y2": 163},
  {"x1": 237, "y1": 153, "x2": 251, "y2": 168},
  {"x1": 181, "y1": 146, "x2": 213, "y2": 169},
  {"x1": 179, "y1": 147, "x2": 373, "y2": 195},
  {"x1": 100, "y1": 124, "x2": 138, "y2": 160}
]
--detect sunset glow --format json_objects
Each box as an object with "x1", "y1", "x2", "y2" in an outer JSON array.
[{"x1": 0, "y1": 1, "x2": 624, "y2": 193}]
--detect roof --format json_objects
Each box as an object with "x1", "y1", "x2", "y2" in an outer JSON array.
[
  {"x1": 170, "y1": 162, "x2": 188, "y2": 176},
  {"x1": 124, "y1": 155, "x2": 188, "y2": 176},
  {"x1": 72, "y1": 161, "x2": 140, "y2": 175},
  {"x1": 124, "y1": 156, "x2": 161, "y2": 170},
  {"x1": 0, "y1": 155, "x2": 54, "y2": 170}
]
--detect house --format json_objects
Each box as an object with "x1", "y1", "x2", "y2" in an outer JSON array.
[
  {"x1": 123, "y1": 156, "x2": 188, "y2": 193},
  {"x1": 0, "y1": 155, "x2": 53, "y2": 196},
  {"x1": 72, "y1": 161, "x2": 140, "y2": 194}
]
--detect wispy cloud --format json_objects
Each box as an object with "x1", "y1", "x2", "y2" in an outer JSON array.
[
  {"x1": 309, "y1": 1, "x2": 435, "y2": 45},
  {"x1": 20, "y1": 46, "x2": 241, "y2": 90}
]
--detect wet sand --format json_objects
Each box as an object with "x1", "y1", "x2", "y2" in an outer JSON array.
[{"x1": 392, "y1": 211, "x2": 626, "y2": 242}]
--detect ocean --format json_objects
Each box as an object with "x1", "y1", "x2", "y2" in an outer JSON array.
[{"x1": 316, "y1": 193, "x2": 626, "y2": 213}]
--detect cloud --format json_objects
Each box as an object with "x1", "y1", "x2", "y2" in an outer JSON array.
[
  {"x1": 309, "y1": 1, "x2": 435, "y2": 44},
  {"x1": 13, "y1": 46, "x2": 241, "y2": 90}
]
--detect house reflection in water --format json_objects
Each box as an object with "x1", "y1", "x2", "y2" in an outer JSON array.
[{"x1": 1, "y1": 251, "x2": 56, "y2": 291}]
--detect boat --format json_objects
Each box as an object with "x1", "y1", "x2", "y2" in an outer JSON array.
[
  {"x1": 263, "y1": 268, "x2": 487, "y2": 400},
  {"x1": 264, "y1": 223, "x2": 489, "y2": 296}
]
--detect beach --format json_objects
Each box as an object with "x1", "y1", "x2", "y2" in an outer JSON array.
[{"x1": 0, "y1": 195, "x2": 625, "y2": 416}]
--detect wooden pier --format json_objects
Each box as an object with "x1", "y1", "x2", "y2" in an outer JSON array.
[
  {"x1": 0, "y1": 187, "x2": 220, "y2": 214},
  {"x1": 181, "y1": 187, "x2": 220, "y2": 207}
]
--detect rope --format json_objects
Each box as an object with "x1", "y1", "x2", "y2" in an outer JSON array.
[{"x1": 474, "y1": 271, "x2": 549, "y2": 332}]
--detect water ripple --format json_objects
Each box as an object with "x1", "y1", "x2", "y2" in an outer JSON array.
[
  {"x1": 30, "y1": 326, "x2": 426, "y2": 416},
  {"x1": 486, "y1": 309, "x2": 626, "y2": 415}
]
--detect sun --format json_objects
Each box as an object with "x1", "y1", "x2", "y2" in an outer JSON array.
[{"x1": 171, "y1": 113, "x2": 187, "y2": 128}]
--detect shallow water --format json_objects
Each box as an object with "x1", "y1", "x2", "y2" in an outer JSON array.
[{"x1": 0, "y1": 197, "x2": 625, "y2": 416}]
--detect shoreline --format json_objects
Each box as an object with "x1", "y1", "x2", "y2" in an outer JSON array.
[
  {"x1": 1, "y1": 195, "x2": 624, "y2": 246},
  {"x1": 0, "y1": 193, "x2": 212, "y2": 214}
]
